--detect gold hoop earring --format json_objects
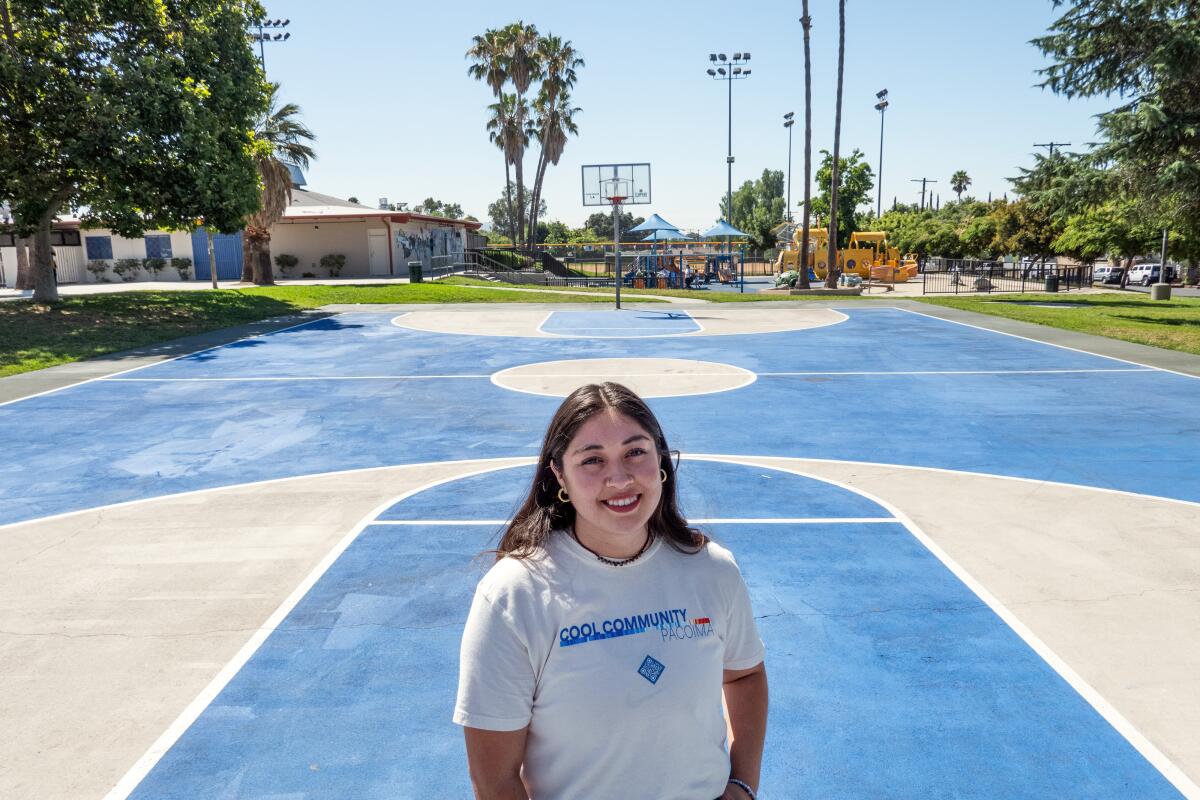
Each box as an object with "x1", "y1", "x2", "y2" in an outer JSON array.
[
  {"x1": 557, "y1": 487, "x2": 570, "y2": 503},
  {"x1": 659, "y1": 469, "x2": 668, "y2": 484}
]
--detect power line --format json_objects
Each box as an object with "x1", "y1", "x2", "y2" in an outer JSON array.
[{"x1": 909, "y1": 177, "x2": 937, "y2": 211}]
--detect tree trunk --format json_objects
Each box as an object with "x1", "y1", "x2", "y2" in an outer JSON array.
[
  {"x1": 241, "y1": 234, "x2": 253, "y2": 282},
  {"x1": 502, "y1": 162, "x2": 515, "y2": 243},
  {"x1": 14, "y1": 235, "x2": 32, "y2": 290},
  {"x1": 31, "y1": 216, "x2": 60, "y2": 304},
  {"x1": 798, "y1": 0, "x2": 813, "y2": 290},
  {"x1": 514, "y1": 155, "x2": 527, "y2": 249},
  {"x1": 825, "y1": 0, "x2": 846, "y2": 289},
  {"x1": 255, "y1": 248, "x2": 274, "y2": 285},
  {"x1": 528, "y1": 149, "x2": 547, "y2": 250}
]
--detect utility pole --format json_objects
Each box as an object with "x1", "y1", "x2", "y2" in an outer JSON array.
[
  {"x1": 1033, "y1": 141, "x2": 1071, "y2": 157},
  {"x1": 910, "y1": 177, "x2": 938, "y2": 210}
]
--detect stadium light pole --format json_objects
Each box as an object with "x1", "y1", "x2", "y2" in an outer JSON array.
[
  {"x1": 248, "y1": 17, "x2": 291, "y2": 73},
  {"x1": 783, "y1": 112, "x2": 795, "y2": 222},
  {"x1": 706, "y1": 52, "x2": 751, "y2": 225},
  {"x1": 874, "y1": 89, "x2": 888, "y2": 219}
]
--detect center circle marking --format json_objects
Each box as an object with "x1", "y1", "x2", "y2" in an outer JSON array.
[{"x1": 491, "y1": 357, "x2": 756, "y2": 399}]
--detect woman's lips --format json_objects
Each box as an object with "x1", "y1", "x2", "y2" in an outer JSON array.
[{"x1": 602, "y1": 494, "x2": 641, "y2": 513}]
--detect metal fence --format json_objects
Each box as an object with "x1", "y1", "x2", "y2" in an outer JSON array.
[{"x1": 922, "y1": 258, "x2": 1092, "y2": 294}]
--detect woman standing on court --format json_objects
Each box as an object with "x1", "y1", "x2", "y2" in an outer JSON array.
[{"x1": 454, "y1": 382, "x2": 768, "y2": 800}]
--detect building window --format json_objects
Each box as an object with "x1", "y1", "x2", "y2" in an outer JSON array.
[
  {"x1": 85, "y1": 235, "x2": 114, "y2": 260},
  {"x1": 144, "y1": 234, "x2": 173, "y2": 259},
  {"x1": 51, "y1": 230, "x2": 81, "y2": 247}
]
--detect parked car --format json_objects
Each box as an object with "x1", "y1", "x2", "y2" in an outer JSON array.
[
  {"x1": 1127, "y1": 263, "x2": 1177, "y2": 286},
  {"x1": 1093, "y1": 264, "x2": 1124, "y2": 284}
]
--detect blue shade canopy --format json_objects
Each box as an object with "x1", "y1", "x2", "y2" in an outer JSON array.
[
  {"x1": 642, "y1": 228, "x2": 689, "y2": 241},
  {"x1": 628, "y1": 213, "x2": 680, "y2": 232},
  {"x1": 701, "y1": 220, "x2": 750, "y2": 238}
]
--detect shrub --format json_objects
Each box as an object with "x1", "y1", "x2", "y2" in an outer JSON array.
[
  {"x1": 171, "y1": 257, "x2": 192, "y2": 280},
  {"x1": 143, "y1": 257, "x2": 167, "y2": 278},
  {"x1": 301, "y1": 271, "x2": 316, "y2": 278},
  {"x1": 86, "y1": 260, "x2": 110, "y2": 282},
  {"x1": 775, "y1": 269, "x2": 799, "y2": 288},
  {"x1": 319, "y1": 253, "x2": 346, "y2": 277},
  {"x1": 113, "y1": 258, "x2": 141, "y2": 282},
  {"x1": 274, "y1": 253, "x2": 299, "y2": 276}
]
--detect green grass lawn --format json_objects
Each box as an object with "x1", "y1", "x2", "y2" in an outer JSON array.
[
  {"x1": 0, "y1": 283, "x2": 637, "y2": 378},
  {"x1": 915, "y1": 292, "x2": 1200, "y2": 356}
]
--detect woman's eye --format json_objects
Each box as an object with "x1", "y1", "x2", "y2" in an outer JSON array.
[
  {"x1": 626, "y1": 448, "x2": 647, "y2": 458},
  {"x1": 580, "y1": 456, "x2": 602, "y2": 466}
]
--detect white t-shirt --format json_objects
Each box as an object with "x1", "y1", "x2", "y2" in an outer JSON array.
[{"x1": 454, "y1": 531, "x2": 765, "y2": 800}]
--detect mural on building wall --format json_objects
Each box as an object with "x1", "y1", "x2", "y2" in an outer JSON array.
[{"x1": 393, "y1": 225, "x2": 464, "y2": 267}]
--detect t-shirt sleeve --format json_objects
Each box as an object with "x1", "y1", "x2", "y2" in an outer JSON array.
[
  {"x1": 453, "y1": 584, "x2": 536, "y2": 731},
  {"x1": 722, "y1": 558, "x2": 766, "y2": 671}
]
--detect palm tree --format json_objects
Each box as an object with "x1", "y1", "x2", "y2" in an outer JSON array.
[
  {"x1": 825, "y1": 0, "x2": 846, "y2": 289},
  {"x1": 486, "y1": 94, "x2": 530, "y2": 242},
  {"x1": 501, "y1": 21, "x2": 541, "y2": 248},
  {"x1": 467, "y1": 28, "x2": 515, "y2": 239},
  {"x1": 527, "y1": 35, "x2": 583, "y2": 243},
  {"x1": 951, "y1": 170, "x2": 972, "y2": 201},
  {"x1": 242, "y1": 83, "x2": 317, "y2": 285},
  {"x1": 528, "y1": 92, "x2": 581, "y2": 242},
  {"x1": 798, "y1": 1, "x2": 814, "y2": 290}
]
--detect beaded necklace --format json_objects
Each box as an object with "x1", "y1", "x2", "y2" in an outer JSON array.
[{"x1": 571, "y1": 529, "x2": 653, "y2": 567}]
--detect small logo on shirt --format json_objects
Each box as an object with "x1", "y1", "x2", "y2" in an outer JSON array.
[{"x1": 637, "y1": 655, "x2": 665, "y2": 684}]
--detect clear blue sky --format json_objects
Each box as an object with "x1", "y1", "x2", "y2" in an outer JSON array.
[{"x1": 265, "y1": 0, "x2": 1113, "y2": 232}]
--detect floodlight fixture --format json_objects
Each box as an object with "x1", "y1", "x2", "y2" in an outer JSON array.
[
  {"x1": 718, "y1": 53, "x2": 727, "y2": 60},
  {"x1": 707, "y1": 68, "x2": 716, "y2": 76},
  {"x1": 709, "y1": 53, "x2": 717, "y2": 61},
  {"x1": 733, "y1": 52, "x2": 743, "y2": 60},
  {"x1": 732, "y1": 67, "x2": 742, "y2": 75},
  {"x1": 743, "y1": 52, "x2": 750, "y2": 60},
  {"x1": 784, "y1": 119, "x2": 794, "y2": 128},
  {"x1": 876, "y1": 88, "x2": 888, "y2": 99},
  {"x1": 783, "y1": 111, "x2": 794, "y2": 120},
  {"x1": 743, "y1": 69, "x2": 751, "y2": 75},
  {"x1": 874, "y1": 100, "x2": 888, "y2": 111},
  {"x1": 718, "y1": 67, "x2": 726, "y2": 75}
]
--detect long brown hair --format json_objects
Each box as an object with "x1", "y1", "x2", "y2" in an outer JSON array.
[{"x1": 496, "y1": 382, "x2": 705, "y2": 561}]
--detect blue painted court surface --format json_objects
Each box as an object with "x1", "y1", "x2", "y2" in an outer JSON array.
[
  {"x1": 5, "y1": 306, "x2": 1199, "y2": 797},
  {"x1": 540, "y1": 309, "x2": 701, "y2": 336},
  {"x1": 130, "y1": 463, "x2": 1183, "y2": 799}
]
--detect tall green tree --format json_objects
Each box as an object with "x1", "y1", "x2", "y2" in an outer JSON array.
[
  {"x1": 412, "y1": 198, "x2": 467, "y2": 219},
  {"x1": 950, "y1": 170, "x2": 972, "y2": 200},
  {"x1": 0, "y1": 0, "x2": 267, "y2": 303},
  {"x1": 1034, "y1": 0, "x2": 1200, "y2": 277},
  {"x1": 467, "y1": 28, "x2": 516, "y2": 241},
  {"x1": 242, "y1": 82, "x2": 316, "y2": 285},
  {"x1": 527, "y1": 35, "x2": 583, "y2": 244},
  {"x1": 812, "y1": 149, "x2": 875, "y2": 248},
  {"x1": 719, "y1": 170, "x2": 787, "y2": 251},
  {"x1": 484, "y1": 94, "x2": 530, "y2": 243},
  {"x1": 488, "y1": 182, "x2": 545, "y2": 242},
  {"x1": 798, "y1": 0, "x2": 814, "y2": 289}
]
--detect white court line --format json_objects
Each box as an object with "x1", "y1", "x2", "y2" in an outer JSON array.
[
  {"x1": 0, "y1": 314, "x2": 333, "y2": 409},
  {"x1": 101, "y1": 454, "x2": 1200, "y2": 800},
  {"x1": 758, "y1": 368, "x2": 1153, "y2": 376},
  {"x1": 369, "y1": 517, "x2": 898, "y2": 526},
  {"x1": 100, "y1": 461, "x2": 526, "y2": 800},
  {"x1": 683, "y1": 454, "x2": 1200, "y2": 800},
  {"x1": 893, "y1": 305, "x2": 1200, "y2": 382},
  {"x1": 105, "y1": 375, "x2": 492, "y2": 382}
]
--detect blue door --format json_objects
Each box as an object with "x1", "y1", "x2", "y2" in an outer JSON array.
[{"x1": 191, "y1": 229, "x2": 244, "y2": 281}]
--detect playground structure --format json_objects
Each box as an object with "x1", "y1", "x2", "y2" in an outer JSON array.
[
  {"x1": 615, "y1": 246, "x2": 744, "y2": 289},
  {"x1": 775, "y1": 227, "x2": 918, "y2": 282}
]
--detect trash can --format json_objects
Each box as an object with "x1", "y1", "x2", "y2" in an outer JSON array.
[
  {"x1": 1044, "y1": 275, "x2": 1059, "y2": 292},
  {"x1": 408, "y1": 261, "x2": 423, "y2": 283}
]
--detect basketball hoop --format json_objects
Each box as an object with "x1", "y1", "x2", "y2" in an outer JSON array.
[{"x1": 601, "y1": 176, "x2": 631, "y2": 208}]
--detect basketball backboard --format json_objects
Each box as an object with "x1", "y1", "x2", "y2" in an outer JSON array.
[{"x1": 581, "y1": 163, "x2": 651, "y2": 206}]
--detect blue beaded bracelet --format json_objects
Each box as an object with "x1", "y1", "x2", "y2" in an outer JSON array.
[{"x1": 728, "y1": 777, "x2": 756, "y2": 799}]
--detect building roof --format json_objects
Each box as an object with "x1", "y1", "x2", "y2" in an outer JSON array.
[{"x1": 282, "y1": 189, "x2": 481, "y2": 229}]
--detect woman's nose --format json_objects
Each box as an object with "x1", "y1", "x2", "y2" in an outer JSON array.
[{"x1": 605, "y1": 467, "x2": 634, "y2": 488}]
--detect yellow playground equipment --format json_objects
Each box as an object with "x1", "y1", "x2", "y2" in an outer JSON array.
[{"x1": 775, "y1": 227, "x2": 918, "y2": 282}]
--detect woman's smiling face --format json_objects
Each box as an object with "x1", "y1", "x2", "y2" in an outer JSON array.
[{"x1": 551, "y1": 408, "x2": 663, "y2": 547}]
